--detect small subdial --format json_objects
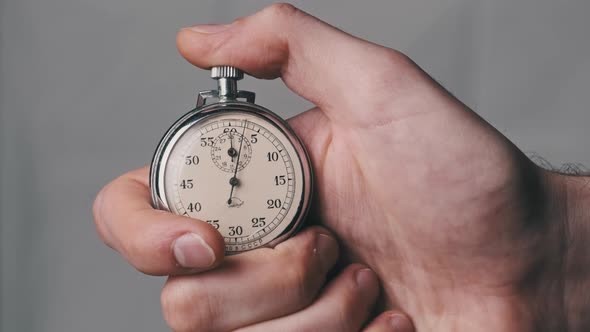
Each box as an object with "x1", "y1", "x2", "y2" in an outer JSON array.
[{"x1": 211, "y1": 132, "x2": 252, "y2": 172}]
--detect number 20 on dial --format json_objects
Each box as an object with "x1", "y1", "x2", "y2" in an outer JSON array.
[{"x1": 150, "y1": 66, "x2": 312, "y2": 254}]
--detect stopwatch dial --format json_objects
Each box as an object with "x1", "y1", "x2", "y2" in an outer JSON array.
[
  {"x1": 162, "y1": 112, "x2": 305, "y2": 253},
  {"x1": 210, "y1": 131, "x2": 252, "y2": 173}
]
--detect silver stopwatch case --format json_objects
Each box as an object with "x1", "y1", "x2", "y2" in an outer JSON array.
[{"x1": 150, "y1": 66, "x2": 313, "y2": 254}]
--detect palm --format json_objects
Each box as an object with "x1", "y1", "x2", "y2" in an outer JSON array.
[
  {"x1": 289, "y1": 95, "x2": 558, "y2": 331},
  {"x1": 174, "y1": 6, "x2": 568, "y2": 329}
]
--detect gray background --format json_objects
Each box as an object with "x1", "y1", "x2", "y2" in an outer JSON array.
[{"x1": 1, "y1": 0, "x2": 589, "y2": 331}]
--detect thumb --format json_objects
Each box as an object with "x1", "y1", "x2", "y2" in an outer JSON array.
[{"x1": 176, "y1": 3, "x2": 435, "y2": 127}]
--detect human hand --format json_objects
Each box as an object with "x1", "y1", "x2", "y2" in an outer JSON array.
[
  {"x1": 174, "y1": 3, "x2": 590, "y2": 331},
  {"x1": 93, "y1": 167, "x2": 415, "y2": 332}
]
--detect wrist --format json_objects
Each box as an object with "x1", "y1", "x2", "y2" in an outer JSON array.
[{"x1": 560, "y1": 173, "x2": 590, "y2": 331}]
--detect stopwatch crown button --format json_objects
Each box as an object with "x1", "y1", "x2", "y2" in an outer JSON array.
[{"x1": 211, "y1": 66, "x2": 244, "y2": 80}]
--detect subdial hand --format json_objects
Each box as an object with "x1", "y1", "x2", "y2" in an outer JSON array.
[
  {"x1": 228, "y1": 133, "x2": 237, "y2": 163},
  {"x1": 228, "y1": 120, "x2": 248, "y2": 205}
]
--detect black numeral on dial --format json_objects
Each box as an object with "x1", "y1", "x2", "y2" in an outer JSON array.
[
  {"x1": 206, "y1": 219, "x2": 219, "y2": 229},
  {"x1": 187, "y1": 202, "x2": 201, "y2": 212},
  {"x1": 274, "y1": 175, "x2": 286, "y2": 186},
  {"x1": 251, "y1": 217, "x2": 266, "y2": 228},
  {"x1": 267, "y1": 199, "x2": 282, "y2": 209},
  {"x1": 200, "y1": 137, "x2": 214, "y2": 147},
  {"x1": 229, "y1": 226, "x2": 243, "y2": 236},
  {"x1": 266, "y1": 152, "x2": 279, "y2": 162},
  {"x1": 179, "y1": 179, "x2": 194, "y2": 189},
  {"x1": 185, "y1": 155, "x2": 199, "y2": 165}
]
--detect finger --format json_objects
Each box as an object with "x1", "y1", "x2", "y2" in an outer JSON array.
[
  {"x1": 286, "y1": 107, "x2": 331, "y2": 164},
  {"x1": 160, "y1": 226, "x2": 339, "y2": 332},
  {"x1": 92, "y1": 166, "x2": 225, "y2": 275},
  {"x1": 236, "y1": 265, "x2": 380, "y2": 332},
  {"x1": 363, "y1": 311, "x2": 415, "y2": 332},
  {"x1": 176, "y1": 3, "x2": 430, "y2": 126}
]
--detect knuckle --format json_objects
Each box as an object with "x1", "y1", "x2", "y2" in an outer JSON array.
[
  {"x1": 283, "y1": 262, "x2": 317, "y2": 307},
  {"x1": 333, "y1": 310, "x2": 357, "y2": 332},
  {"x1": 365, "y1": 50, "x2": 416, "y2": 89},
  {"x1": 383, "y1": 49, "x2": 414, "y2": 70},
  {"x1": 331, "y1": 269, "x2": 373, "y2": 331},
  {"x1": 330, "y1": 295, "x2": 362, "y2": 332},
  {"x1": 381, "y1": 50, "x2": 421, "y2": 88},
  {"x1": 352, "y1": 49, "x2": 421, "y2": 112},
  {"x1": 161, "y1": 277, "x2": 216, "y2": 332},
  {"x1": 92, "y1": 183, "x2": 113, "y2": 246},
  {"x1": 340, "y1": 286, "x2": 364, "y2": 317},
  {"x1": 278, "y1": 227, "x2": 338, "y2": 272},
  {"x1": 280, "y1": 244, "x2": 322, "y2": 306},
  {"x1": 261, "y1": 3, "x2": 300, "y2": 22},
  {"x1": 298, "y1": 229, "x2": 320, "y2": 255},
  {"x1": 125, "y1": 220, "x2": 173, "y2": 275},
  {"x1": 278, "y1": 231, "x2": 317, "y2": 264},
  {"x1": 124, "y1": 236, "x2": 151, "y2": 273}
]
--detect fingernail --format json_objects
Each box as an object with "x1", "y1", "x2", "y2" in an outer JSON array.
[
  {"x1": 389, "y1": 314, "x2": 414, "y2": 332},
  {"x1": 316, "y1": 233, "x2": 338, "y2": 267},
  {"x1": 355, "y1": 268, "x2": 377, "y2": 288},
  {"x1": 186, "y1": 24, "x2": 232, "y2": 34},
  {"x1": 173, "y1": 233, "x2": 216, "y2": 269}
]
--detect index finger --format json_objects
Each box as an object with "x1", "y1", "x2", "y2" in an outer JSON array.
[{"x1": 92, "y1": 166, "x2": 226, "y2": 275}]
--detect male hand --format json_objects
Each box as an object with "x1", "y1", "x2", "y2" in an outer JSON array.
[
  {"x1": 93, "y1": 167, "x2": 414, "y2": 332},
  {"x1": 172, "y1": 3, "x2": 590, "y2": 331}
]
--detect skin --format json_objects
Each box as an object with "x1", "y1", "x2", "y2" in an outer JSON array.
[
  {"x1": 93, "y1": 3, "x2": 590, "y2": 332},
  {"x1": 94, "y1": 166, "x2": 414, "y2": 332}
]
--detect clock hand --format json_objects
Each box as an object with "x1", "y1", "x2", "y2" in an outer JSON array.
[
  {"x1": 228, "y1": 120, "x2": 247, "y2": 205},
  {"x1": 228, "y1": 133, "x2": 236, "y2": 163}
]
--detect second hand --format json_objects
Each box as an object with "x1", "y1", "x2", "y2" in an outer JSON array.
[{"x1": 228, "y1": 119, "x2": 247, "y2": 205}]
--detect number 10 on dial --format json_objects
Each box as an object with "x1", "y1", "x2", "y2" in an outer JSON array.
[{"x1": 150, "y1": 66, "x2": 313, "y2": 254}]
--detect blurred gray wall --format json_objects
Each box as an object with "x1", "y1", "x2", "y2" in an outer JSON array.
[{"x1": 1, "y1": 0, "x2": 589, "y2": 331}]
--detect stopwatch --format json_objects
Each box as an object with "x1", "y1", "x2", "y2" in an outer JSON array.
[{"x1": 150, "y1": 66, "x2": 313, "y2": 255}]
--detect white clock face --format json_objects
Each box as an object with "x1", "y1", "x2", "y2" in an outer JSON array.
[{"x1": 160, "y1": 111, "x2": 305, "y2": 253}]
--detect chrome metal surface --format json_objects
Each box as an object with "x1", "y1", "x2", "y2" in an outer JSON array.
[
  {"x1": 210, "y1": 66, "x2": 244, "y2": 80},
  {"x1": 211, "y1": 66, "x2": 243, "y2": 101},
  {"x1": 217, "y1": 78, "x2": 238, "y2": 100},
  {"x1": 198, "y1": 66, "x2": 256, "y2": 105},
  {"x1": 196, "y1": 90, "x2": 218, "y2": 107}
]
